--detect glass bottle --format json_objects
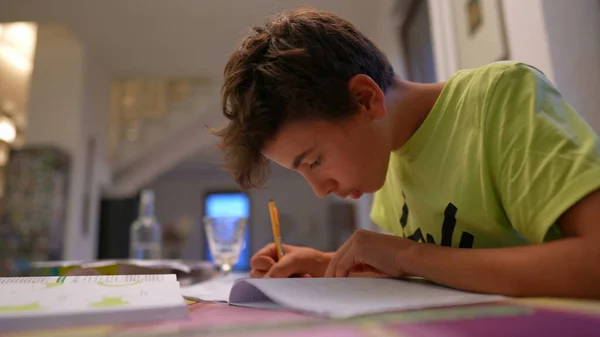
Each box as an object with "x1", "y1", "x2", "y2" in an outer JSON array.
[{"x1": 129, "y1": 189, "x2": 162, "y2": 260}]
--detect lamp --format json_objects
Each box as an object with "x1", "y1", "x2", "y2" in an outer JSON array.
[
  {"x1": 0, "y1": 22, "x2": 37, "y2": 73},
  {"x1": 0, "y1": 115, "x2": 16, "y2": 144}
]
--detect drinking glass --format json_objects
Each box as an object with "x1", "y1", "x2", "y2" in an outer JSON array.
[{"x1": 203, "y1": 216, "x2": 248, "y2": 274}]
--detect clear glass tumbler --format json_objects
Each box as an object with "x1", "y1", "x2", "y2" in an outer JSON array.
[{"x1": 203, "y1": 216, "x2": 248, "y2": 274}]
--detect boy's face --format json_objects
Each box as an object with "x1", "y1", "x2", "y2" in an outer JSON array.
[{"x1": 263, "y1": 77, "x2": 391, "y2": 199}]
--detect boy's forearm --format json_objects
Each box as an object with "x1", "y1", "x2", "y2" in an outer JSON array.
[{"x1": 401, "y1": 238, "x2": 600, "y2": 299}]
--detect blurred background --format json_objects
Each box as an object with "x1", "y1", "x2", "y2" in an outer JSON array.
[{"x1": 0, "y1": 0, "x2": 598, "y2": 272}]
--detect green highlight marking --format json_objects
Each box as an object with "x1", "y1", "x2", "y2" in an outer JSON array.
[
  {"x1": 0, "y1": 302, "x2": 42, "y2": 312},
  {"x1": 90, "y1": 297, "x2": 129, "y2": 308},
  {"x1": 44, "y1": 282, "x2": 63, "y2": 288}
]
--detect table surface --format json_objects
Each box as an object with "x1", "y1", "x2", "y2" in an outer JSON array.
[{"x1": 2, "y1": 297, "x2": 600, "y2": 337}]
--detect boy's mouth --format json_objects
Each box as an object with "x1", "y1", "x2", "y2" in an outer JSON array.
[
  {"x1": 350, "y1": 190, "x2": 362, "y2": 199},
  {"x1": 336, "y1": 190, "x2": 362, "y2": 199}
]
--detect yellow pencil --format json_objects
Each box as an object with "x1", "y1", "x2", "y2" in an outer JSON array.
[{"x1": 268, "y1": 200, "x2": 285, "y2": 261}]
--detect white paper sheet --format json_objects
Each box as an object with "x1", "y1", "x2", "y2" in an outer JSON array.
[
  {"x1": 228, "y1": 277, "x2": 505, "y2": 318},
  {"x1": 84, "y1": 260, "x2": 192, "y2": 273},
  {"x1": 180, "y1": 273, "x2": 247, "y2": 302},
  {"x1": 30, "y1": 259, "x2": 193, "y2": 273}
]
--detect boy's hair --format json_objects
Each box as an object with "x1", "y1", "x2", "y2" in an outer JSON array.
[{"x1": 214, "y1": 8, "x2": 395, "y2": 189}]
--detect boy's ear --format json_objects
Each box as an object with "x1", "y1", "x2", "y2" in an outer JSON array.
[{"x1": 348, "y1": 74, "x2": 385, "y2": 119}]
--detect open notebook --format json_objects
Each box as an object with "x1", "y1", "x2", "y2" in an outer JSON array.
[
  {"x1": 182, "y1": 276, "x2": 505, "y2": 318},
  {"x1": 0, "y1": 274, "x2": 187, "y2": 332}
]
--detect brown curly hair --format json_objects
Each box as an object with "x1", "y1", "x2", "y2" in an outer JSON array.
[{"x1": 213, "y1": 8, "x2": 395, "y2": 189}]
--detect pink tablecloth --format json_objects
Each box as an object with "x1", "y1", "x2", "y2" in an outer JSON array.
[{"x1": 3, "y1": 298, "x2": 600, "y2": 337}]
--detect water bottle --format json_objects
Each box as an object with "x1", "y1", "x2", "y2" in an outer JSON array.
[{"x1": 129, "y1": 189, "x2": 162, "y2": 259}]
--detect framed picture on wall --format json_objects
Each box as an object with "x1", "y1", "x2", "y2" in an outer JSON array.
[{"x1": 452, "y1": 0, "x2": 509, "y2": 69}]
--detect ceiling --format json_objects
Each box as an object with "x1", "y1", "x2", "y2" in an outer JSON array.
[{"x1": 0, "y1": 0, "x2": 385, "y2": 79}]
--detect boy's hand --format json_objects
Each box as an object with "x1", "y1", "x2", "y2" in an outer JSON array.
[
  {"x1": 325, "y1": 229, "x2": 414, "y2": 278},
  {"x1": 250, "y1": 243, "x2": 331, "y2": 278}
]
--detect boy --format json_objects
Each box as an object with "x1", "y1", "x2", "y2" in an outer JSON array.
[{"x1": 213, "y1": 8, "x2": 600, "y2": 298}]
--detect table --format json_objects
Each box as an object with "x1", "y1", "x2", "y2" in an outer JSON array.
[{"x1": 2, "y1": 297, "x2": 600, "y2": 337}]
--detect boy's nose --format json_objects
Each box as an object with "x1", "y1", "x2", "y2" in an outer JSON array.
[{"x1": 309, "y1": 178, "x2": 335, "y2": 198}]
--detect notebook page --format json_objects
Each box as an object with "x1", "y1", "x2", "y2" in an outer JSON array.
[
  {"x1": 230, "y1": 278, "x2": 504, "y2": 318},
  {"x1": 227, "y1": 278, "x2": 285, "y2": 311},
  {"x1": 83, "y1": 260, "x2": 191, "y2": 273},
  {"x1": 0, "y1": 274, "x2": 177, "y2": 285},
  {"x1": 181, "y1": 272, "x2": 247, "y2": 302}
]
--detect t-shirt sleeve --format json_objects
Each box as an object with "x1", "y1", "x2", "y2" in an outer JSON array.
[
  {"x1": 485, "y1": 63, "x2": 600, "y2": 244},
  {"x1": 370, "y1": 190, "x2": 392, "y2": 233}
]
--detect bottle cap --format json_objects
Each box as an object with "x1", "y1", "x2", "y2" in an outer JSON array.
[{"x1": 140, "y1": 189, "x2": 154, "y2": 205}]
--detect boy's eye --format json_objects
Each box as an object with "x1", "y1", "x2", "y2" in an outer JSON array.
[{"x1": 309, "y1": 157, "x2": 322, "y2": 169}]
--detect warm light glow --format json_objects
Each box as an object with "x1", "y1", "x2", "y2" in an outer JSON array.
[
  {"x1": 0, "y1": 116, "x2": 17, "y2": 144},
  {"x1": 0, "y1": 22, "x2": 37, "y2": 73},
  {"x1": 0, "y1": 45, "x2": 31, "y2": 72},
  {"x1": 2, "y1": 22, "x2": 37, "y2": 59}
]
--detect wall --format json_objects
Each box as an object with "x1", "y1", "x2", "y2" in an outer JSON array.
[
  {"x1": 26, "y1": 25, "x2": 86, "y2": 259},
  {"x1": 428, "y1": 0, "x2": 599, "y2": 132},
  {"x1": 81, "y1": 51, "x2": 112, "y2": 258},
  {"x1": 26, "y1": 24, "x2": 110, "y2": 260},
  {"x1": 368, "y1": 0, "x2": 409, "y2": 79},
  {"x1": 429, "y1": 0, "x2": 556, "y2": 80},
  {"x1": 541, "y1": 0, "x2": 600, "y2": 131},
  {"x1": 501, "y1": 0, "x2": 555, "y2": 80},
  {"x1": 427, "y1": 0, "x2": 460, "y2": 81}
]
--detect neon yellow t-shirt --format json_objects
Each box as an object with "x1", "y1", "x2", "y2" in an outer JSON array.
[{"x1": 370, "y1": 61, "x2": 600, "y2": 248}]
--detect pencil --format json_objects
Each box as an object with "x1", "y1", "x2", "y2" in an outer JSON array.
[{"x1": 268, "y1": 200, "x2": 285, "y2": 261}]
